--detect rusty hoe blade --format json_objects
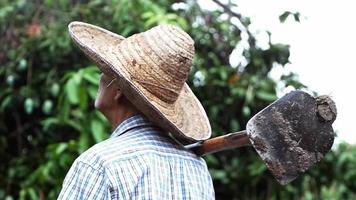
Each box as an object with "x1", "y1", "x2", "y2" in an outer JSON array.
[{"x1": 246, "y1": 90, "x2": 336, "y2": 185}]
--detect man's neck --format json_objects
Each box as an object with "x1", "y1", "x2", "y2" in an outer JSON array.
[{"x1": 108, "y1": 108, "x2": 139, "y2": 131}]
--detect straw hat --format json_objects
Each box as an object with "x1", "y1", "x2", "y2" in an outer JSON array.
[{"x1": 68, "y1": 21, "x2": 211, "y2": 141}]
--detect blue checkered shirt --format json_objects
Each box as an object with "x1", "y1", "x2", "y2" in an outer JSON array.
[{"x1": 58, "y1": 114, "x2": 214, "y2": 199}]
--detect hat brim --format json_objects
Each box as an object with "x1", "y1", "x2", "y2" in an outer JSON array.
[{"x1": 68, "y1": 21, "x2": 211, "y2": 141}]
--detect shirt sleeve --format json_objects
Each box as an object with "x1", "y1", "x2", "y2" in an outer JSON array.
[{"x1": 58, "y1": 160, "x2": 110, "y2": 200}]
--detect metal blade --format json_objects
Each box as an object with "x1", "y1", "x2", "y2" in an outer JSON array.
[{"x1": 246, "y1": 90, "x2": 336, "y2": 185}]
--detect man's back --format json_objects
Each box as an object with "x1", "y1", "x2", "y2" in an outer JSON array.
[{"x1": 58, "y1": 115, "x2": 214, "y2": 199}]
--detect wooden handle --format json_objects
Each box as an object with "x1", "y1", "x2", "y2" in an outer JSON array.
[{"x1": 186, "y1": 130, "x2": 251, "y2": 156}]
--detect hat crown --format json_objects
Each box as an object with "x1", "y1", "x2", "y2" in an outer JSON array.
[{"x1": 115, "y1": 24, "x2": 195, "y2": 104}]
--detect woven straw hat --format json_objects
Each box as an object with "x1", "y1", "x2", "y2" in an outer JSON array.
[{"x1": 68, "y1": 21, "x2": 211, "y2": 141}]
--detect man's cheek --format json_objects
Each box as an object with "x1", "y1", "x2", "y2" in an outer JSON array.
[{"x1": 94, "y1": 90, "x2": 103, "y2": 109}]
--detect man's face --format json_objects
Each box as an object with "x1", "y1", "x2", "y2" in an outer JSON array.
[{"x1": 95, "y1": 73, "x2": 117, "y2": 112}]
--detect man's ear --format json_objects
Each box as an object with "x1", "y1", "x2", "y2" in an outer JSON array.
[{"x1": 114, "y1": 89, "x2": 123, "y2": 102}]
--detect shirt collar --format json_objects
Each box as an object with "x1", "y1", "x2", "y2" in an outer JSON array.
[{"x1": 110, "y1": 114, "x2": 156, "y2": 138}]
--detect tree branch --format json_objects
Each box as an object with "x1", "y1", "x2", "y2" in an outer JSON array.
[
  {"x1": 210, "y1": 0, "x2": 251, "y2": 35},
  {"x1": 211, "y1": 0, "x2": 242, "y2": 19},
  {"x1": 210, "y1": 0, "x2": 256, "y2": 49}
]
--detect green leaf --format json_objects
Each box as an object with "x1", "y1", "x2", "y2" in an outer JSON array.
[
  {"x1": 82, "y1": 69, "x2": 99, "y2": 85},
  {"x1": 27, "y1": 188, "x2": 37, "y2": 200},
  {"x1": 88, "y1": 86, "x2": 98, "y2": 99},
  {"x1": 248, "y1": 161, "x2": 266, "y2": 176},
  {"x1": 65, "y1": 78, "x2": 79, "y2": 104},
  {"x1": 6, "y1": 75, "x2": 15, "y2": 86},
  {"x1": 41, "y1": 118, "x2": 60, "y2": 131},
  {"x1": 78, "y1": 131, "x2": 90, "y2": 153},
  {"x1": 0, "y1": 95, "x2": 12, "y2": 111},
  {"x1": 19, "y1": 189, "x2": 25, "y2": 200},
  {"x1": 293, "y1": 12, "x2": 300, "y2": 22},
  {"x1": 91, "y1": 119, "x2": 106, "y2": 143},
  {"x1": 73, "y1": 73, "x2": 82, "y2": 85},
  {"x1": 55, "y1": 143, "x2": 68, "y2": 155},
  {"x1": 42, "y1": 99, "x2": 53, "y2": 114},
  {"x1": 210, "y1": 169, "x2": 227, "y2": 181},
  {"x1": 256, "y1": 91, "x2": 276, "y2": 101},
  {"x1": 205, "y1": 155, "x2": 219, "y2": 167},
  {"x1": 65, "y1": 119, "x2": 82, "y2": 132},
  {"x1": 59, "y1": 97, "x2": 70, "y2": 121},
  {"x1": 230, "y1": 119, "x2": 240, "y2": 131},
  {"x1": 245, "y1": 85, "x2": 254, "y2": 104},
  {"x1": 5, "y1": 196, "x2": 14, "y2": 200},
  {"x1": 79, "y1": 87, "x2": 88, "y2": 109},
  {"x1": 242, "y1": 106, "x2": 251, "y2": 117},
  {"x1": 24, "y1": 98, "x2": 34, "y2": 114},
  {"x1": 18, "y1": 59, "x2": 27, "y2": 71},
  {"x1": 50, "y1": 83, "x2": 60, "y2": 97},
  {"x1": 279, "y1": 11, "x2": 291, "y2": 23}
]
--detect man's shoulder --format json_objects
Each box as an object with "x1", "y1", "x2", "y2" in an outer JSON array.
[
  {"x1": 74, "y1": 135, "x2": 137, "y2": 170},
  {"x1": 75, "y1": 126, "x2": 201, "y2": 171},
  {"x1": 74, "y1": 126, "x2": 170, "y2": 169}
]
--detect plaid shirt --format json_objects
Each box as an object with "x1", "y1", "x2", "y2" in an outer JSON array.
[{"x1": 58, "y1": 114, "x2": 214, "y2": 199}]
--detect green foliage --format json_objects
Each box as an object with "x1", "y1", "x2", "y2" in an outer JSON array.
[
  {"x1": 0, "y1": 0, "x2": 355, "y2": 199},
  {"x1": 279, "y1": 11, "x2": 301, "y2": 23}
]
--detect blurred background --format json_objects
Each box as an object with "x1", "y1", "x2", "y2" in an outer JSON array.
[{"x1": 0, "y1": 0, "x2": 355, "y2": 199}]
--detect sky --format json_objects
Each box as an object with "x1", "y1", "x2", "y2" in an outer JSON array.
[{"x1": 200, "y1": 0, "x2": 356, "y2": 144}]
